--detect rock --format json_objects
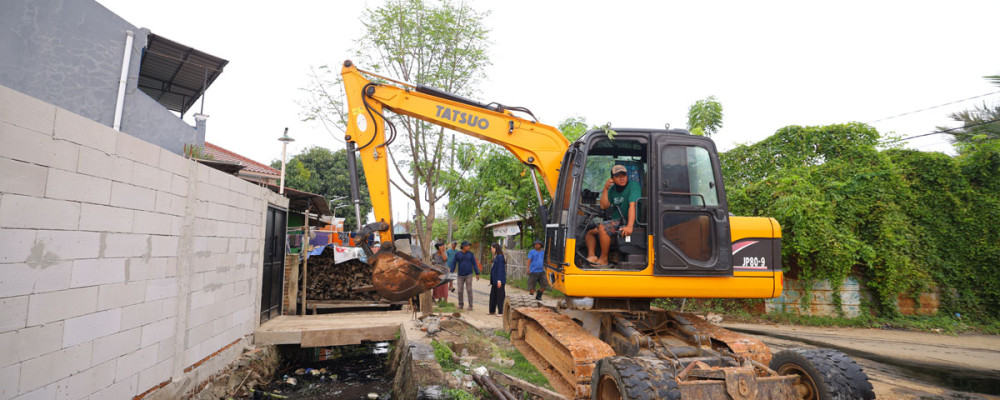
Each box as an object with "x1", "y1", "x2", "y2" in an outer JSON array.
[
  {"x1": 460, "y1": 348, "x2": 469, "y2": 357},
  {"x1": 501, "y1": 358, "x2": 515, "y2": 367},
  {"x1": 284, "y1": 377, "x2": 297, "y2": 386},
  {"x1": 426, "y1": 318, "x2": 441, "y2": 334},
  {"x1": 706, "y1": 313, "x2": 723, "y2": 324},
  {"x1": 473, "y1": 366, "x2": 488, "y2": 376},
  {"x1": 368, "y1": 393, "x2": 379, "y2": 399},
  {"x1": 294, "y1": 368, "x2": 306, "y2": 375}
]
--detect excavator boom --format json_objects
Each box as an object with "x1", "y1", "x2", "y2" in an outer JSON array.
[{"x1": 341, "y1": 60, "x2": 568, "y2": 300}]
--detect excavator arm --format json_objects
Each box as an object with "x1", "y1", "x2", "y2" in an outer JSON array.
[{"x1": 340, "y1": 60, "x2": 569, "y2": 301}]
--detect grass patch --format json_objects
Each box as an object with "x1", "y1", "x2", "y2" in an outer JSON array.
[
  {"x1": 493, "y1": 330, "x2": 511, "y2": 339},
  {"x1": 434, "y1": 300, "x2": 460, "y2": 313},
  {"x1": 431, "y1": 340, "x2": 459, "y2": 372},
  {"x1": 491, "y1": 346, "x2": 551, "y2": 389},
  {"x1": 508, "y1": 277, "x2": 565, "y2": 298},
  {"x1": 443, "y1": 388, "x2": 477, "y2": 400}
]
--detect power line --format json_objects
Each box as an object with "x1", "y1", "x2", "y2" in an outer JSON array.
[
  {"x1": 868, "y1": 90, "x2": 1000, "y2": 124},
  {"x1": 886, "y1": 118, "x2": 1000, "y2": 143}
]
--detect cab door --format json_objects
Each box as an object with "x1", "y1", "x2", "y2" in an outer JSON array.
[{"x1": 652, "y1": 134, "x2": 733, "y2": 276}]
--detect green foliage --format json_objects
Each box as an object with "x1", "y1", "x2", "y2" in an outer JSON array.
[
  {"x1": 507, "y1": 277, "x2": 564, "y2": 298},
  {"x1": 434, "y1": 300, "x2": 459, "y2": 313},
  {"x1": 431, "y1": 340, "x2": 459, "y2": 372},
  {"x1": 722, "y1": 123, "x2": 1000, "y2": 322},
  {"x1": 687, "y1": 95, "x2": 724, "y2": 137},
  {"x1": 301, "y1": 0, "x2": 492, "y2": 260},
  {"x1": 491, "y1": 345, "x2": 551, "y2": 389},
  {"x1": 493, "y1": 330, "x2": 511, "y2": 339},
  {"x1": 443, "y1": 388, "x2": 476, "y2": 400},
  {"x1": 559, "y1": 116, "x2": 589, "y2": 142},
  {"x1": 270, "y1": 146, "x2": 372, "y2": 229},
  {"x1": 449, "y1": 144, "x2": 550, "y2": 248},
  {"x1": 939, "y1": 76, "x2": 1000, "y2": 150}
]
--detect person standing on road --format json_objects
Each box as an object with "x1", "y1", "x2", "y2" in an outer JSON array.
[
  {"x1": 488, "y1": 243, "x2": 507, "y2": 316},
  {"x1": 446, "y1": 241, "x2": 459, "y2": 293},
  {"x1": 431, "y1": 243, "x2": 449, "y2": 301},
  {"x1": 527, "y1": 240, "x2": 548, "y2": 301},
  {"x1": 451, "y1": 241, "x2": 480, "y2": 311}
]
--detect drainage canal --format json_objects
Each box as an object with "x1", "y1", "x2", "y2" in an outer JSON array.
[{"x1": 247, "y1": 342, "x2": 393, "y2": 399}]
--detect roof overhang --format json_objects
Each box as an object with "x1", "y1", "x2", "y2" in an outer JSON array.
[
  {"x1": 248, "y1": 180, "x2": 333, "y2": 217},
  {"x1": 138, "y1": 33, "x2": 228, "y2": 115}
]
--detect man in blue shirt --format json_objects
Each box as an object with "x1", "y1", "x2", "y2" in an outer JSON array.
[
  {"x1": 526, "y1": 240, "x2": 548, "y2": 300},
  {"x1": 451, "y1": 241, "x2": 480, "y2": 311}
]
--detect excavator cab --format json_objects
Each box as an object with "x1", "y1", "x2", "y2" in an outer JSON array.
[{"x1": 545, "y1": 128, "x2": 757, "y2": 300}]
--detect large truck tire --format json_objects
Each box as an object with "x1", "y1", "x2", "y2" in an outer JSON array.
[
  {"x1": 591, "y1": 357, "x2": 681, "y2": 400},
  {"x1": 769, "y1": 348, "x2": 876, "y2": 400}
]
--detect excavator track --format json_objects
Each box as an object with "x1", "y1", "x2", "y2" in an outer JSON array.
[{"x1": 505, "y1": 296, "x2": 616, "y2": 399}]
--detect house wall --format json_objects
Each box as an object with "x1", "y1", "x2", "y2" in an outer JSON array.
[
  {"x1": 0, "y1": 0, "x2": 205, "y2": 156},
  {"x1": 0, "y1": 85, "x2": 286, "y2": 399}
]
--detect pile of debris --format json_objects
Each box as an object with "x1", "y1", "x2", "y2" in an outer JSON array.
[{"x1": 306, "y1": 248, "x2": 379, "y2": 301}]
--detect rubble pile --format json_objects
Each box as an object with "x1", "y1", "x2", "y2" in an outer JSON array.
[{"x1": 306, "y1": 248, "x2": 379, "y2": 301}]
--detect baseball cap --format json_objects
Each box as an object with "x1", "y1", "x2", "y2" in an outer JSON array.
[{"x1": 612, "y1": 165, "x2": 627, "y2": 176}]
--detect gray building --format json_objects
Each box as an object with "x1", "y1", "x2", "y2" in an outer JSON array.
[{"x1": 0, "y1": 0, "x2": 227, "y2": 156}]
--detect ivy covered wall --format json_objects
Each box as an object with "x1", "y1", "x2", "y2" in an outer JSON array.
[{"x1": 721, "y1": 123, "x2": 1000, "y2": 322}]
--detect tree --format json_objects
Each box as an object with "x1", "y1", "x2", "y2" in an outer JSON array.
[
  {"x1": 271, "y1": 147, "x2": 373, "y2": 230},
  {"x1": 559, "y1": 116, "x2": 590, "y2": 141},
  {"x1": 941, "y1": 76, "x2": 1000, "y2": 151},
  {"x1": 687, "y1": 95, "x2": 724, "y2": 137},
  {"x1": 301, "y1": 0, "x2": 491, "y2": 261}
]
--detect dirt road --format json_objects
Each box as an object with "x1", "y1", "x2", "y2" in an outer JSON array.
[
  {"x1": 726, "y1": 324, "x2": 1000, "y2": 399},
  {"x1": 445, "y1": 278, "x2": 1000, "y2": 399}
]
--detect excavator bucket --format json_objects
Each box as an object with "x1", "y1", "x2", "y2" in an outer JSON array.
[
  {"x1": 354, "y1": 222, "x2": 449, "y2": 301},
  {"x1": 370, "y1": 244, "x2": 449, "y2": 301}
]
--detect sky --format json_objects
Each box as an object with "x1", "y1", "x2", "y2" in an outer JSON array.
[{"x1": 97, "y1": 0, "x2": 1000, "y2": 223}]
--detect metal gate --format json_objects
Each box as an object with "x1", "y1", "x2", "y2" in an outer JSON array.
[{"x1": 260, "y1": 206, "x2": 287, "y2": 323}]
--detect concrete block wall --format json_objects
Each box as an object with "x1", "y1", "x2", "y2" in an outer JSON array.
[
  {"x1": 0, "y1": 85, "x2": 288, "y2": 399},
  {"x1": 766, "y1": 277, "x2": 862, "y2": 318}
]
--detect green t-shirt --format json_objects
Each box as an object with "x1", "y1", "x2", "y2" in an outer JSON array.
[{"x1": 607, "y1": 181, "x2": 640, "y2": 221}]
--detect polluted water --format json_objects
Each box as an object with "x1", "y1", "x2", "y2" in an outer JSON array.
[{"x1": 245, "y1": 342, "x2": 392, "y2": 399}]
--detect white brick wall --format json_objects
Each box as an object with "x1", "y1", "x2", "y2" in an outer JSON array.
[{"x1": 0, "y1": 86, "x2": 289, "y2": 399}]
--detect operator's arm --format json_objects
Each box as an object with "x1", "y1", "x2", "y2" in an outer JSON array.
[
  {"x1": 621, "y1": 182, "x2": 640, "y2": 236},
  {"x1": 622, "y1": 202, "x2": 636, "y2": 237},
  {"x1": 599, "y1": 178, "x2": 613, "y2": 210}
]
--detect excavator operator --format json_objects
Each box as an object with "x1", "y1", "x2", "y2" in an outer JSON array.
[{"x1": 584, "y1": 164, "x2": 640, "y2": 267}]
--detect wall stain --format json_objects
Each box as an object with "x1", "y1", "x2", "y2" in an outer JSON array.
[{"x1": 25, "y1": 240, "x2": 58, "y2": 269}]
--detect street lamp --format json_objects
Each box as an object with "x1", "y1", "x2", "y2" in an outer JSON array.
[{"x1": 278, "y1": 128, "x2": 295, "y2": 195}]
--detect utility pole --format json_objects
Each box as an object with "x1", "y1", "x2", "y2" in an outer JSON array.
[
  {"x1": 278, "y1": 128, "x2": 294, "y2": 195},
  {"x1": 447, "y1": 134, "x2": 455, "y2": 243}
]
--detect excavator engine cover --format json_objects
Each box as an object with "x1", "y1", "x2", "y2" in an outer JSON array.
[{"x1": 370, "y1": 244, "x2": 448, "y2": 301}]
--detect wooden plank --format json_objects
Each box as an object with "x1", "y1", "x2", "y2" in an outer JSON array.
[
  {"x1": 490, "y1": 370, "x2": 569, "y2": 400},
  {"x1": 300, "y1": 324, "x2": 399, "y2": 347}
]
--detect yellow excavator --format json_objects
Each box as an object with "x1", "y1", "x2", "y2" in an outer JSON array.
[{"x1": 340, "y1": 60, "x2": 875, "y2": 400}]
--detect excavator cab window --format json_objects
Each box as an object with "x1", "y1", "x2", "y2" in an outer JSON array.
[{"x1": 574, "y1": 138, "x2": 649, "y2": 270}]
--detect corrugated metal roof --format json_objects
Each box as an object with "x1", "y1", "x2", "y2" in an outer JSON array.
[{"x1": 137, "y1": 33, "x2": 228, "y2": 115}]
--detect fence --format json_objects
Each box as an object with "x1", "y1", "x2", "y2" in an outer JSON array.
[{"x1": 506, "y1": 250, "x2": 529, "y2": 280}]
